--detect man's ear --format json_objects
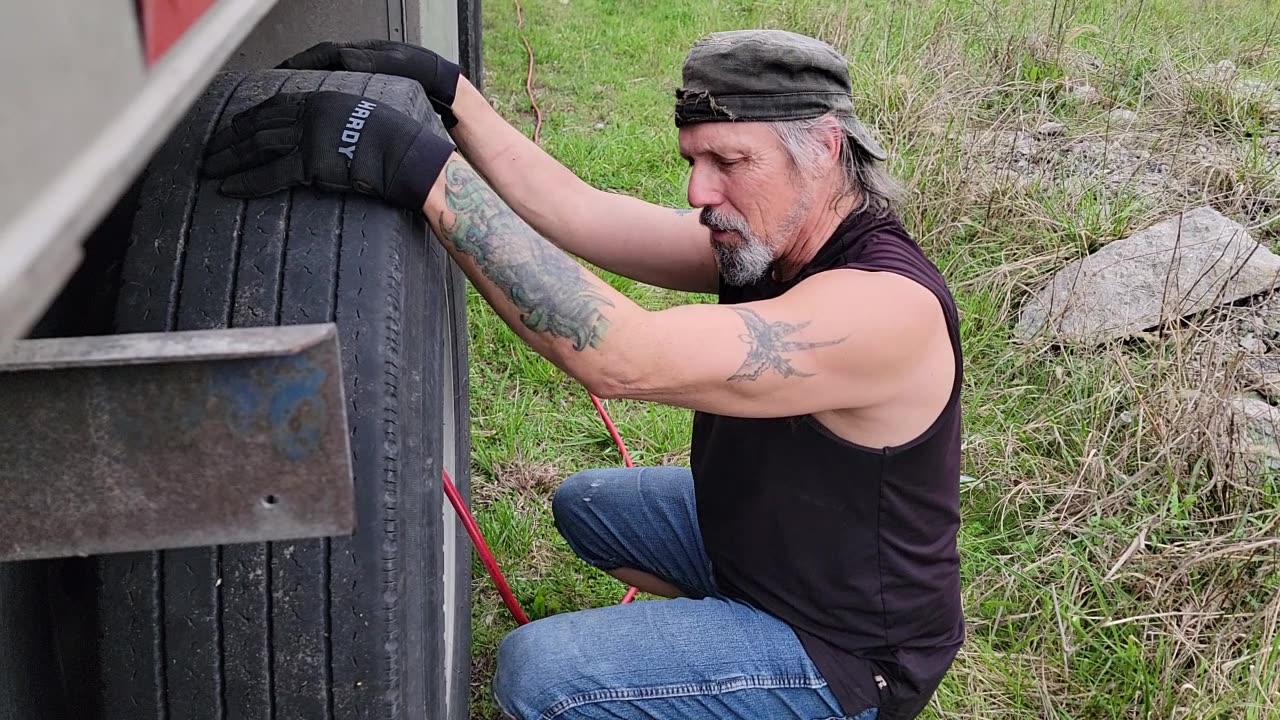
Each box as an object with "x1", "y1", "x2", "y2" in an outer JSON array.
[
  {"x1": 807, "y1": 120, "x2": 842, "y2": 182},
  {"x1": 823, "y1": 121, "x2": 843, "y2": 166}
]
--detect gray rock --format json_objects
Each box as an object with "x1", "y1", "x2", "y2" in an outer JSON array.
[
  {"x1": 1235, "y1": 78, "x2": 1274, "y2": 98},
  {"x1": 1229, "y1": 395, "x2": 1280, "y2": 475},
  {"x1": 1068, "y1": 82, "x2": 1104, "y2": 104},
  {"x1": 1009, "y1": 130, "x2": 1036, "y2": 156},
  {"x1": 1016, "y1": 206, "x2": 1280, "y2": 343},
  {"x1": 985, "y1": 167, "x2": 1029, "y2": 192},
  {"x1": 1240, "y1": 335, "x2": 1268, "y2": 354},
  {"x1": 1037, "y1": 121, "x2": 1067, "y2": 138},
  {"x1": 1242, "y1": 355, "x2": 1280, "y2": 400},
  {"x1": 1232, "y1": 79, "x2": 1280, "y2": 116},
  {"x1": 1193, "y1": 60, "x2": 1238, "y2": 85},
  {"x1": 1108, "y1": 108, "x2": 1139, "y2": 125}
]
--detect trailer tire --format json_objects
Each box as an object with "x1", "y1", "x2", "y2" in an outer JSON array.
[{"x1": 85, "y1": 69, "x2": 472, "y2": 720}]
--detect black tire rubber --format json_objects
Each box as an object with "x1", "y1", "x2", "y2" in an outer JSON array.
[
  {"x1": 0, "y1": 562, "x2": 64, "y2": 720},
  {"x1": 82, "y1": 69, "x2": 472, "y2": 720},
  {"x1": 457, "y1": 0, "x2": 484, "y2": 93},
  {"x1": 442, "y1": 249, "x2": 473, "y2": 720}
]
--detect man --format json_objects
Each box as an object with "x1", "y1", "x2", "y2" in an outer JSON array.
[{"x1": 205, "y1": 29, "x2": 964, "y2": 720}]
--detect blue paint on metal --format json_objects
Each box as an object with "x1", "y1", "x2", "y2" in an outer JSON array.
[
  {"x1": 210, "y1": 352, "x2": 330, "y2": 461},
  {"x1": 268, "y1": 354, "x2": 328, "y2": 461},
  {"x1": 216, "y1": 360, "x2": 267, "y2": 437}
]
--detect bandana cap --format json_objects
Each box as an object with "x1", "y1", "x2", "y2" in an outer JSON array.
[{"x1": 674, "y1": 29, "x2": 887, "y2": 161}]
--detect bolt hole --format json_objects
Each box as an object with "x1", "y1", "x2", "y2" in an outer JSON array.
[{"x1": 262, "y1": 494, "x2": 279, "y2": 508}]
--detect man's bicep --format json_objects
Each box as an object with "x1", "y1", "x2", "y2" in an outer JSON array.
[
  {"x1": 611, "y1": 270, "x2": 938, "y2": 417},
  {"x1": 616, "y1": 301, "x2": 854, "y2": 416}
]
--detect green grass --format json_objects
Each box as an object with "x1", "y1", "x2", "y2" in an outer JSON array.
[{"x1": 463, "y1": 0, "x2": 1280, "y2": 717}]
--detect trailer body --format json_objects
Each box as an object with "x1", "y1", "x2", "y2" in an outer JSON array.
[{"x1": 1, "y1": 0, "x2": 479, "y2": 345}]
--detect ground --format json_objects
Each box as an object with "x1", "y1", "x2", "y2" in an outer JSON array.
[{"x1": 462, "y1": 1, "x2": 1280, "y2": 718}]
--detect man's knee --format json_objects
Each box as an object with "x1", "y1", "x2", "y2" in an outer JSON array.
[
  {"x1": 492, "y1": 625, "x2": 536, "y2": 719},
  {"x1": 550, "y1": 468, "x2": 605, "y2": 529},
  {"x1": 493, "y1": 619, "x2": 577, "y2": 720},
  {"x1": 551, "y1": 468, "x2": 626, "y2": 568}
]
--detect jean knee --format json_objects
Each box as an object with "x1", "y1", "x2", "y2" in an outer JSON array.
[
  {"x1": 551, "y1": 469, "x2": 598, "y2": 526},
  {"x1": 493, "y1": 621, "x2": 565, "y2": 719},
  {"x1": 492, "y1": 629, "x2": 525, "y2": 718},
  {"x1": 552, "y1": 469, "x2": 618, "y2": 560}
]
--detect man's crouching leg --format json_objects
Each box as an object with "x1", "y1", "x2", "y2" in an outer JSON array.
[
  {"x1": 550, "y1": 466, "x2": 718, "y2": 599},
  {"x1": 491, "y1": 596, "x2": 872, "y2": 720}
]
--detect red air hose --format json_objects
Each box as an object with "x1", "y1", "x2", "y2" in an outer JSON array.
[
  {"x1": 444, "y1": 392, "x2": 640, "y2": 625},
  {"x1": 587, "y1": 393, "x2": 640, "y2": 605},
  {"x1": 444, "y1": 468, "x2": 529, "y2": 625}
]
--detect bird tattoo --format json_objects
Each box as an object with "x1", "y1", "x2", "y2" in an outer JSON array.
[{"x1": 727, "y1": 307, "x2": 847, "y2": 381}]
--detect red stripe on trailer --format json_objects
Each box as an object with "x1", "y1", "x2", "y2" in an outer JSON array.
[{"x1": 140, "y1": 0, "x2": 217, "y2": 64}]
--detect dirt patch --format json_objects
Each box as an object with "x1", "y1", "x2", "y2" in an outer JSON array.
[
  {"x1": 1214, "y1": 292, "x2": 1280, "y2": 352},
  {"x1": 1190, "y1": 292, "x2": 1280, "y2": 387},
  {"x1": 956, "y1": 51, "x2": 1280, "y2": 219},
  {"x1": 966, "y1": 124, "x2": 1243, "y2": 205},
  {"x1": 475, "y1": 451, "x2": 566, "y2": 507}
]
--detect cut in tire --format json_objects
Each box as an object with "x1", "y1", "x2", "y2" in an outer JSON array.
[{"x1": 80, "y1": 69, "x2": 472, "y2": 720}]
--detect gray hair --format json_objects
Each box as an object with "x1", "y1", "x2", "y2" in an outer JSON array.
[{"x1": 768, "y1": 115, "x2": 904, "y2": 216}]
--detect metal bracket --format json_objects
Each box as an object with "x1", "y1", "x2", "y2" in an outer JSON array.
[{"x1": 0, "y1": 324, "x2": 355, "y2": 561}]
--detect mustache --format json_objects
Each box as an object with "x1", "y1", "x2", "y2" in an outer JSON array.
[{"x1": 700, "y1": 207, "x2": 750, "y2": 235}]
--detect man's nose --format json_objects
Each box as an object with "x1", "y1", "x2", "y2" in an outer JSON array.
[{"x1": 686, "y1": 164, "x2": 724, "y2": 209}]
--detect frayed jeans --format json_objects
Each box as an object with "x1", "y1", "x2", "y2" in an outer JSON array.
[{"x1": 492, "y1": 466, "x2": 878, "y2": 720}]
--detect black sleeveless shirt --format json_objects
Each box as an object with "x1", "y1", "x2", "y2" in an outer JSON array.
[{"x1": 690, "y1": 208, "x2": 964, "y2": 719}]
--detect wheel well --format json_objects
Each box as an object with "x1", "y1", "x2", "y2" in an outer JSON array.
[{"x1": 27, "y1": 180, "x2": 142, "y2": 340}]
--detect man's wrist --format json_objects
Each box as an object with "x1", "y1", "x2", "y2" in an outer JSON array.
[{"x1": 446, "y1": 76, "x2": 488, "y2": 129}]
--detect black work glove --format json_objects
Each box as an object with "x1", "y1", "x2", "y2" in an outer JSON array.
[
  {"x1": 278, "y1": 40, "x2": 462, "y2": 128},
  {"x1": 202, "y1": 91, "x2": 454, "y2": 211}
]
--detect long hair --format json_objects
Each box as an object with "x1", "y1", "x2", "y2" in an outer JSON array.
[{"x1": 768, "y1": 114, "x2": 904, "y2": 217}]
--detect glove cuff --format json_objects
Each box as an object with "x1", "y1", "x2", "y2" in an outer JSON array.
[
  {"x1": 437, "y1": 57, "x2": 461, "y2": 106},
  {"x1": 435, "y1": 59, "x2": 462, "y2": 128},
  {"x1": 387, "y1": 126, "x2": 456, "y2": 211}
]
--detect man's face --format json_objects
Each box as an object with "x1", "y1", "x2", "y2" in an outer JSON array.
[{"x1": 679, "y1": 122, "x2": 817, "y2": 285}]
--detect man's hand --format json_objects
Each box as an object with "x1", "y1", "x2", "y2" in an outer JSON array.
[
  {"x1": 202, "y1": 90, "x2": 455, "y2": 211},
  {"x1": 277, "y1": 40, "x2": 462, "y2": 127}
]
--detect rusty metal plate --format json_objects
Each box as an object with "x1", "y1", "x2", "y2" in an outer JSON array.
[{"x1": 0, "y1": 323, "x2": 354, "y2": 561}]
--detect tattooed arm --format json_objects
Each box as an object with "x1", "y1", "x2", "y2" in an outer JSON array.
[
  {"x1": 421, "y1": 155, "x2": 948, "y2": 419},
  {"x1": 443, "y1": 79, "x2": 718, "y2": 294}
]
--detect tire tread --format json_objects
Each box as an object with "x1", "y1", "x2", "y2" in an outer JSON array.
[{"x1": 92, "y1": 69, "x2": 467, "y2": 720}]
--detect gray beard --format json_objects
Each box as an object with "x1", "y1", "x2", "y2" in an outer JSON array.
[
  {"x1": 710, "y1": 234, "x2": 773, "y2": 286},
  {"x1": 701, "y1": 191, "x2": 813, "y2": 286}
]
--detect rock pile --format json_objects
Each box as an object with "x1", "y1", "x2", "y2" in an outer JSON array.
[{"x1": 968, "y1": 59, "x2": 1280, "y2": 207}]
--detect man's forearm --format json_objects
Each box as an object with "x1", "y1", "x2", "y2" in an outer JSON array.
[
  {"x1": 421, "y1": 153, "x2": 644, "y2": 393},
  {"x1": 445, "y1": 78, "x2": 594, "y2": 234},
  {"x1": 441, "y1": 78, "x2": 719, "y2": 294}
]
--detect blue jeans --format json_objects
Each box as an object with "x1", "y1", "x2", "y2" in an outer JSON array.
[{"x1": 492, "y1": 466, "x2": 878, "y2": 720}]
